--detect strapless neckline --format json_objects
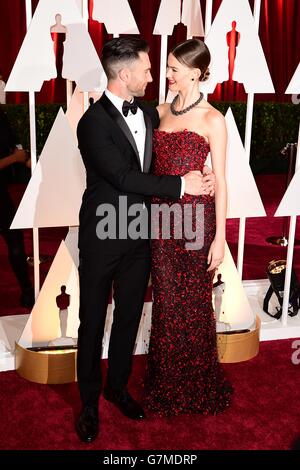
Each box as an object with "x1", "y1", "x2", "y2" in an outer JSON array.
[{"x1": 155, "y1": 128, "x2": 210, "y2": 147}]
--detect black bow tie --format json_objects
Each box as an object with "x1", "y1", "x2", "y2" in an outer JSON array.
[{"x1": 122, "y1": 99, "x2": 138, "y2": 117}]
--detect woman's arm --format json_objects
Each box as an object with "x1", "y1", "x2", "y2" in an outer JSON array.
[{"x1": 206, "y1": 110, "x2": 227, "y2": 271}]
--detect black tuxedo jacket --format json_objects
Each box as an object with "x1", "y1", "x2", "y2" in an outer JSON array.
[{"x1": 77, "y1": 94, "x2": 181, "y2": 252}]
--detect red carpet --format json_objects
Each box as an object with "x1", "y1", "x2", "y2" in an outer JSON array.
[
  {"x1": 1, "y1": 174, "x2": 300, "y2": 317},
  {"x1": 1, "y1": 177, "x2": 300, "y2": 450},
  {"x1": 0, "y1": 339, "x2": 300, "y2": 450}
]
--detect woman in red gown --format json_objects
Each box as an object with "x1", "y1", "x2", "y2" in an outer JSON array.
[{"x1": 145, "y1": 39, "x2": 232, "y2": 416}]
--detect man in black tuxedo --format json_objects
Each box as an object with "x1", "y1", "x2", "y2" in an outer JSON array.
[{"x1": 76, "y1": 38, "x2": 213, "y2": 443}]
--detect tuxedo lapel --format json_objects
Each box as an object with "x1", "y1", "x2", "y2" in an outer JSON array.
[
  {"x1": 142, "y1": 111, "x2": 153, "y2": 173},
  {"x1": 99, "y1": 94, "x2": 141, "y2": 170}
]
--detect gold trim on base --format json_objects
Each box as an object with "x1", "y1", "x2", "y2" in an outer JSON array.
[
  {"x1": 15, "y1": 343, "x2": 77, "y2": 384},
  {"x1": 15, "y1": 316, "x2": 260, "y2": 384},
  {"x1": 217, "y1": 316, "x2": 261, "y2": 363}
]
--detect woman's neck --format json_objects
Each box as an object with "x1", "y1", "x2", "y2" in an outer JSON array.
[{"x1": 176, "y1": 87, "x2": 201, "y2": 109}]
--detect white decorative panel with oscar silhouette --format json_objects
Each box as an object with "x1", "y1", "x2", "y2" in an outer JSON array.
[
  {"x1": 201, "y1": 0, "x2": 274, "y2": 94},
  {"x1": 153, "y1": 0, "x2": 204, "y2": 37},
  {"x1": 182, "y1": 0, "x2": 204, "y2": 37},
  {"x1": 92, "y1": 0, "x2": 139, "y2": 34},
  {"x1": 11, "y1": 109, "x2": 85, "y2": 229},
  {"x1": 18, "y1": 242, "x2": 79, "y2": 348},
  {"x1": 212, "y1": 243, "x2": 255, "y2": 330},
  {"x1": 5, "y1": 0, "x2": 105, "y2": 92},
  {"x1": 225, "y1": 108, "x2": 266, "y2": 218}
]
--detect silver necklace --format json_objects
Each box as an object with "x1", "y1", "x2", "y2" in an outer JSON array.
[{"x1": 170, "y1": 92, "x2": 204, "y2": 116}]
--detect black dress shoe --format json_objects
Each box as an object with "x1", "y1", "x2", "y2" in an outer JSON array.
[
  {"x1": 76, "y1": 406, "x2": 99, "y2": 443},
  {"x1": 103, "y1": 386, "x2": 145, "y2": 420}
]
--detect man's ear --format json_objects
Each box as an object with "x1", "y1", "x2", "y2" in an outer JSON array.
[{"x1": 118, "y1": 68, "x2": 130, "y2": 83}]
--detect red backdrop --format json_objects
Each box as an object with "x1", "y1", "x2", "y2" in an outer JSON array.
[{"x1": 0, "y1": 0, "x2": 299, "y2": 104}]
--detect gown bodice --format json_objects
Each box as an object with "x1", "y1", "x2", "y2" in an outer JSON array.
[{"x1": 153, "y1": 129, "x2": 210, "y2": 177}]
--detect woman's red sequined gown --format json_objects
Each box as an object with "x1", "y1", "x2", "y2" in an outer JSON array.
[{"x1": 144, "y1": 129, "x2": 232, "y2": 416}]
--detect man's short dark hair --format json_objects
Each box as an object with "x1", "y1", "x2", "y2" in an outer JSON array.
[{"x1": 101, "y1": 37, "x2": 149, "y2": 80}]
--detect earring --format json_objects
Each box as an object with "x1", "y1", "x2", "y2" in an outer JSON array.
[{"x1": 191, "y1": 78, "x2": 194, "y2": 81}]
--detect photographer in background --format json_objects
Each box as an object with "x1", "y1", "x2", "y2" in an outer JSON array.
[{"x1": 0, "y1": 106, "x2": 34, "y2": 308}]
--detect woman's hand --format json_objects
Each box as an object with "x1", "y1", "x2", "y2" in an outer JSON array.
[
  {"x1": 202, "y1": 165, "x2": 215, "y2": 196},
  {"x1": 207, "y1": 238, "x2": 225, "y2": 272}
]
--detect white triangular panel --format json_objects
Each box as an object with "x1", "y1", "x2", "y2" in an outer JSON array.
[
  {"x1": 92, "y1": 0, "x2": 139, "y2": 34},
  {"x1": 225, "y1": 108, "x2": 266, "y2": 218},
  {"x1": 153, "y1": 0, "x2": 181, "y2": 35},
  {"x1": 18, "y1": 242, "x2": 79, "y2": 347},
  {"x1": 75, "y1": 0, "x2": 82, "y2": 13},
  {"x1": 275, "y1": 168, "x2": 300, "y2": 216},
  {"x1": 6, "y1": 0, "x2": 104, "y2": 92},
  {"x1": 66, "y1": 86, "x2": 102, "y2": 136},
  {"x1": 65, "y1": 227, "x2": 79, "y2": 267},
  {"x1": 213, "y1": 243, "x2": 255, "y2": 330},
  {"x1": 11, "y1": 109, "x2": 85, "y2": 229},
  {"x1": 182, "y1": 0, "x2": 204, "y2": 37},
  {"x1": 61, "y1": 23, "x2": 106, "y2": 91},
  {"x1": 201, "y1": 0, "x2": 274, "y2": 94},
  {"x1": 153, "y1": 0, "x2": 204, "y2": 36},
  {"x1": 285, "y1": 63, "x2": 300, "y2": 94},
  {"x1": 275, "y1": 126, "x2": 300, "y2": 216}
]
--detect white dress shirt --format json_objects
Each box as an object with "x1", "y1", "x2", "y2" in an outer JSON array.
[
  {"x1": 104, "y1": 89, "x2": 184, "y2": 196},
  {"x1": 105, "y1": 89, "x2": 146, "y2": 170}
]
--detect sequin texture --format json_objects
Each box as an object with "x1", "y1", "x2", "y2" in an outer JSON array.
[{"x1": 144, "y1": 129, "x2": 233, "y2": 416}]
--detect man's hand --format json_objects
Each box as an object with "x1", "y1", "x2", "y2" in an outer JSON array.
[
  {"x1": 183, "y1": 171, "x2": 204, "y2": 195},
  {"x1": 202, "y1": 165, "x2": 215, "y2": 196},
  {"x1": 13, "y1": 148, "x2": 29, "y2": 164}
]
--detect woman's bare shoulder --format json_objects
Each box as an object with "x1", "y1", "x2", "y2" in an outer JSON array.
[{"x1": 205, "y1": 106, "x2": 225, "y2": 126}]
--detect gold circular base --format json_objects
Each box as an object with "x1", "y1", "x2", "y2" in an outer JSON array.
[
  {"x1": 15, "y1": 343, "x2": 77, "y2": 384},
  {"x1": 217, "y1": 316, "x2": 260, "y2": 363},
  {"x1": 15, "y1": 316, "x2": 260, "y2": 384}
]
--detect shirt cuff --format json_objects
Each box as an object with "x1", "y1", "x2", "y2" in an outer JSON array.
[{"x1": 180, "y1": 177, "x2": 185, "y2": 198}]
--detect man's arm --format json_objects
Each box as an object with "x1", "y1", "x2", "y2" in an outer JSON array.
[
  {"x1": 0, "y1": 148, "x2": 28, "y2": 170},
  {"x1": 77, "y1": 114, "x2": 203, "y2": 198}
]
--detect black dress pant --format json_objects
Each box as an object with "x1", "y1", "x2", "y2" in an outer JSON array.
[{"x1": 77, "y1": 239, "x2": 151, "y2": 407}]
